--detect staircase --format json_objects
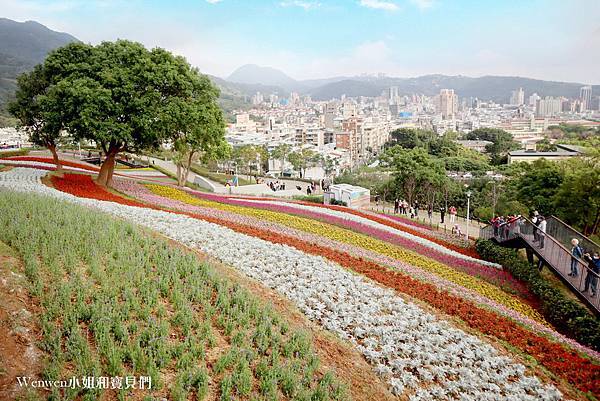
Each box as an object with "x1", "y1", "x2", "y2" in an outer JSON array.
[{"x1": 481, "y1": 216, "x2": 600, "y2": 315}]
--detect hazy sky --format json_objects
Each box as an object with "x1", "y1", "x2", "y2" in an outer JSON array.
[{"x1": 2, "y1": 0, "x2": 600, "y2": 83}]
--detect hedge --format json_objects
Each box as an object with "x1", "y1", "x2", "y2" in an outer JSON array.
[
  {"x1": 0, "y1": 148, "x2": 30, "y2": 157},
  {"x1": 476, "y1": 238, "x2": 600, "y2": 352}
]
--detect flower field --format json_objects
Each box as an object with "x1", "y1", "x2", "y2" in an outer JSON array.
[{"x1": 2, "y1": 166, "x2": 600, "y2": 400}]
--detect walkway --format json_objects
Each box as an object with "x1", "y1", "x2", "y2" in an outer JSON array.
[
  {"x1": 481, "y1": 217, "x2": 600, "y2": 315},
  {"x1": 369, "y1": 202, "x2": 485, "y2": 239}
]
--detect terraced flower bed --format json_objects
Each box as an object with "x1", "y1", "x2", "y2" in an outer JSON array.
[
  {"x1": 3, "y1": 167, "x2": 600, "y2": 400},
  {"x1": 0, "y1": 189, "x2": 349, "y2": 401}
]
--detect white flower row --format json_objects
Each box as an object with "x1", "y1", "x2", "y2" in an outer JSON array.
[
  {"x1": 0, "y1": 168, "x2": 564, "y2": 400},
  {"x1": 237, "y1": 199, "x2": 501, "y2": 269}
]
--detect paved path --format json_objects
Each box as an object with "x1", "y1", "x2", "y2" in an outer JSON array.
[{"x1": 368, "y1": 201, "x2": 485, "y2": 239}]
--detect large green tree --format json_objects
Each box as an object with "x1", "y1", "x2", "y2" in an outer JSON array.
[
  {"x1": 9, "y1": 64, "x2": 68, "y2": 175},
  {"x1": 553, "y1": 155, "x2": 600, "y2": 235},
  {"x1": 37, "y1": 40, "x2": 208, "y2": 187},
  {"x1": 466, "y1": 128, "x2": 520, "y2": 165},
  {"x1": 163, "y1": 76, "x2": 228, "y2": 187},
  {"x1": 383, "y1": 146, "x2": 447, "y2": 205}
]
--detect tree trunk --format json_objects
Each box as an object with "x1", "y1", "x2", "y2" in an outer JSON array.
[
  {"x1": 176, "y1": 163, "x2": 184, "y2": 187},
  {"x1": 97, "y1": 148, "x2": 118, "y2": 187},
  {"x1": 48, "y1": 144, "x2": 64, "y2": 177}
]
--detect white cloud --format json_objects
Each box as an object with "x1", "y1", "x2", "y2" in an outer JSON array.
[
  {"x1": 409, "y1": 0, "x2": 434, "y2": 10},
  {"x1": 205, "y1": 0, "x2": 222, "y2": 3},
  {"x1": 359, "y1": 0, "x2": 399, "y2": 12},
  {"x1": 279, "y1": 0, "x2": 321, "y2": 10}
]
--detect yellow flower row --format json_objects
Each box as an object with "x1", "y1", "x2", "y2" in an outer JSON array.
[{"x1": 145, "y1": 184, "x2": 547, "y2": 324}]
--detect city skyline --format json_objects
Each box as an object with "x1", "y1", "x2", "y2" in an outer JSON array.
[{"x1": 1, "y1": 0, "x2": 599, "y2": 84}]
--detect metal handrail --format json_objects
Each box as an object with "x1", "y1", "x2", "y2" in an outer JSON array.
[
  {"x1": 546, "y1": 215, "x2": 599, "y2": 255},
  {"x1": 482, "y1": 216, "x2": 600, "y2": 313}
]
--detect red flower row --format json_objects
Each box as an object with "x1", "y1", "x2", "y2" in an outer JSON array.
[
  {"x1": 5, "y1": 156, "x2": 100, "y2": 172},
  {"x1": 51, "y1": 173, "x2": 600, "y2": 396}
]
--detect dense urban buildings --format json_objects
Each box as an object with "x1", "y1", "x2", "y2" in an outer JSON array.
[{"x1": 225, "y1": 84, "x2": 600, "y2": 175}]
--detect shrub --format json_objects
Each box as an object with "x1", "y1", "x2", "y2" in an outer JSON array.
[
  {"x1": 476, "y1": 238, "x2": 600, "y2": 351},
  {"x1": 329, "y1": 199, "x2": 347, "y2": 207},
  {"x1": 0, "y1": 148, "x2": 30, "y2": 157},
  {"x1": 292, "y1": 195, "x2": 324, "y2": 204}
]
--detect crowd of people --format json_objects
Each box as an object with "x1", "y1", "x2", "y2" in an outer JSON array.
[{"x1": 491, "y1": 211, "x2": 600, "y2": 298}]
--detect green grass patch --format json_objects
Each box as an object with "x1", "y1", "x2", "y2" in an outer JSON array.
[
  {"x1": 190, "y1": 164, "x2": 254, "y2": 186},
  {"x1": 0, "y1": 191, "x2": 348, "y2": 401}
]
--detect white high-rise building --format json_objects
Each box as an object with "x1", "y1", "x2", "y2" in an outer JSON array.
[
  {"x1": 580, "y1": 86, "x2": 592, "y2": 111},
  {"x1": 436, "y1": 89, "x2": 458, "y2": 119},
  {"x1": 535, "y1": 97, "x2": 562, "y2": 117},
  {"x1": 529, "y1": 93, "x2": 541, "y2": 107},
  {"x1": 510, "y1": 87, "x2": 525, "y2": 105}
]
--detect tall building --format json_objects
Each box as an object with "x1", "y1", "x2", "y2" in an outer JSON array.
[
  {"x1": 580, "y1": 86, "x2": 592, "y2": 111},
  {"x1": 529, "y1": 93, "x2": 541, "y2": 107},
  {"x1": 535, "y1": 97, "x2": 562, "y2": 117},
  {"x1": 510, "y1": 87, "x2": 525, "y2": 106},
  {"x1": 388, "y1": 86, "x2": 399, "y2": 103},
  {"x1": 436, "y1": 89, "x2": 458, "y2": 119},
  {"x1": 324, "y1": 102, "x2": 337, "y2": 129}
]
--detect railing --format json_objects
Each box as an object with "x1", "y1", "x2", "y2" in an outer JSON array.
[
  {"x1": 481, "y1": 216, "x2": 600, "y2": 313},
  {"x1": 546, "y1": 215, "x2": 599, "y2": 258}
]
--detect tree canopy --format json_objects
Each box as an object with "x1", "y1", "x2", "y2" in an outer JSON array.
[
  {"x1": 11, "y1": 40, "x2": 226, "y2": 187},
  {"x1": 465, "y1": 128, "x2": 520, "y2": 165}
]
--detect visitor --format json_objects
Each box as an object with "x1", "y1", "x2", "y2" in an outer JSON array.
[
  {"x1": 492, "y1": 216, "x2": 499, "y2": 237},
  {"x1": 439, "y1": 206, "x2": 446, "y2": 224},
  {"x1": 449, "y1": 205, "x2": 457, "y2": 223},
  {"x1": 394, "y1": 198, "x2": 400, "y2": 214},
  {"x1": 570, "y1": 238, "x2": 584, "y2": 277},
  {"x1": 307, "y1": 185, "x2": 312, "y2": 195},
  {"x1": 414, "y1": 201, "x2": 419, "y2": 218},
  {"x1": 531, "y1": 211, "x2": 540, "y2": 242},
  {"x1": 427, "y1": 205, "x2": 433, "y2": 220},
  {"x1": 452, "y1": 224, "x2": 462, "y2": 237},
  {"x1": 583, "y1": 251, "x2": 600, "y2": 297},
  {"x1": 375, "y1": 194, "x2": 380, "y2": 207},
  {"x1": 409, "y1": 206, "x2": 415, "y2": 219},
  {"x1": 538, "y1": 216, "x2": 547, "y2": 249}
]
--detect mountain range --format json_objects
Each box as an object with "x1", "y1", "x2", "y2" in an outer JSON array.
[
  {"x1": 227, "y1": 64, "x2": 599, "y2": 103},
  {"x1": 0, "y1": 18, "x2": 598, "y2": 125},
  {"x1": 0, "y1": 18, "x2": 78, "y2": 121}
]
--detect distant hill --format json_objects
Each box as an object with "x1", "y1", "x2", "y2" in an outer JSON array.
[
  {"x1": 307, "y1": 75, "x2": 599, "y2": 102},
  {"x1": 227, "y1": 64, "x2": 300, "y2": 91},
  {"x1": 223, "y1": 64, "x2": 599, "y2": 103},
  {"x1": 0, "y1": 18, "x2": 79, "y2": 121}
]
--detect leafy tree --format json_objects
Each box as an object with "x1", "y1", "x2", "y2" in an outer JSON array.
[
  {"x1": 231, "y1": 145, "x2": 264, "y2": 176},
  {"x1": 466, "y1": 128, "x2": 520, "y2": 165},
  {"x1": 383, "y1": 146, "x2": 446, "y2": 205},
  {"x1": 41, "y1": 40, "x2": 204, "y2": 187},
  {"x1": 535, "y1": 138, "x2": 557, "y2": 152},
  {"x1": 9, "y1": 65, "x2": 68, "y2": 175},
  {"x1": 288, "y1": 148, "x2": 321, "y2": 178},
  {"x1": 507, "y1": 159, "x2": 566, "y2": 216},
  {"x1": 270, "y1": 144, "x2": 292, "y2": 171},
  {"x1": 553, "y1": 156, "x2": 600, "y2": 235},
  {"x1": 388, "y1": 128, "x2": 439, "y2": 151},
  {"x1": 162, "y1": 77, "x2": 228, "y2": 186}
]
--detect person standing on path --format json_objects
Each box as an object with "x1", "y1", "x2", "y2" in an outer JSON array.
[
  {"x1": 439, "y1": 206, "x2": 446, "y2": 224},
  {"x1": 449, "y1": 206, "x2": 457, "y2": 223},
  {"x1": 394, "y1": 198, "x2": 400, "y2": 214},
  {"x1": 570, "y1": 238, "x2": 584, "y2": 277}
]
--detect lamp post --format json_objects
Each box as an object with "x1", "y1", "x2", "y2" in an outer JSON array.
[{"x1": 466, "y1": 190, "x2": 472, "y2": 241}]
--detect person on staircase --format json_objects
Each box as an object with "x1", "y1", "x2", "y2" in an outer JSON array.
[
  {"x1": 569, "y1": 238, "x2": 584, "y2": 277},
  {"x1": 537, "y1": 216, "x2": 547, "y2": 249},
  {"x1": 583, "y1": 252, "x2": 600, "y2": 297}
]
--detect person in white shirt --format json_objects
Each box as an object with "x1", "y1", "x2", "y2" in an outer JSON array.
[{"x1": 538, "y1": 216, "x2": 547, "y2": 249}]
